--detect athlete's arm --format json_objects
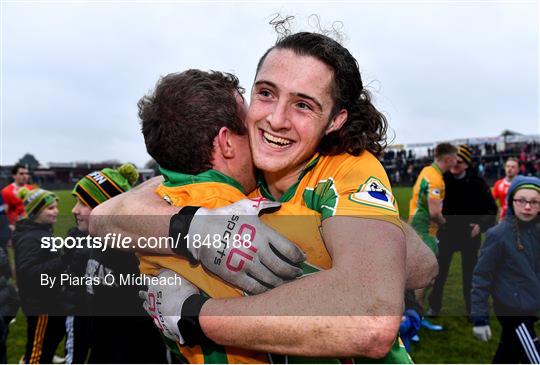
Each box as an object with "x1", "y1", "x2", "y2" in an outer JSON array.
[
  {"x1": 403, "y1": 221, "x2": 437, "y2": 289},
  {"x1": 92, "y1": 179, "x2": 429, "y2": 289},
  {"x1": 199, "y1": 217, "x2": 405, "y2": 358},
  {"x1": 89, "y1": 176, "x2": 176, "y2": 254},
  {"x1": 427, "y1": 197, "x2": 445, "y2": 225}
]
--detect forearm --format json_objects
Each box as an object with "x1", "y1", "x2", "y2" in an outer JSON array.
[
  {"x1": 428, "y1": 198, "x2": 445, "y2": 225},
  {"x1": 201, "y1": 314, "x2": 396, "y2": 358},
  {"x1": 200, "y1": 270, "x2": 401, "y2": 358},
  {"x1": 403, "y1": 222, "x2": 438, "y2": 289}
]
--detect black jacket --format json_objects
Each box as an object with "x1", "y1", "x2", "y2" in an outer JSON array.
[
  {"x1": 0, "y1": 248, "x2": 18, "y2": 318},
  {"x1": 13, "y1": 219, "x2": 67, "y2": 315},
  {"x1": 439, "y1": 170, "x2": 498, "y2": 243},
  {"x1": 62, "y1": 227, "x2": 92, "y2": 314}
]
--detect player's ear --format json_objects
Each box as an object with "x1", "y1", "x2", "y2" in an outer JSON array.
[
  {"x1": 216, "y1": 127, "x2": 235, "y2": 159},
  {"x1": 325, "y1": 109, "x2": 348, "y2": 135}
]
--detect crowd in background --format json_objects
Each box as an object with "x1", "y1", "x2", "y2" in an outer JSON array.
[{"x1": 382, "y1": 141, "x2": 540, "y2": 186}]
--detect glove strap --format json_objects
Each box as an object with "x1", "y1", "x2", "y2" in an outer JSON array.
[
  {"x1": 178, "y1": 294, "x2": 214, "y2": 347},
  {"x1": 169, "y1": 206, "x2": 201, "y2": 264}
]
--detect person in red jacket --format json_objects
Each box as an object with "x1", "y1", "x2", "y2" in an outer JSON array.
[
  {"x1": 492, "y1": 157, "x2": 519, "y2": 222},
  {"x1": 1, "y1": 165, "x2": 33, "y2": 228}
]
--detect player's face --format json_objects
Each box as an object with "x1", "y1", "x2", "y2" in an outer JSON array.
[
  {"x1": 443, "y1": 153, "x2": 458, "y2": 172},
  {"x1": 247, "y1": 49, "x2": 347, "y2": 178},
  {"x1": 14, "y1": 168, "x2": 29, "y2": 186},
  {"x1": 505, "y1": 161, "x2": 519, "y2": 179},
  {"x1": 35, "y1": 201, "x2": 58, "y2": 225},
  {"x1": 512, "y1": 189, "x2": 540, "y2": 222},
  {"x1": 450, "y1": 156, "x2": 468, "y2": 176},
  {"x1": 72, "y1": 198, "x2": 92, "y2": 232}
]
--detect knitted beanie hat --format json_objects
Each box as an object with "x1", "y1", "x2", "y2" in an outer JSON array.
[
  {"x1": 457, "y1": 144, "x2": 473, "y2": 165},
  {"x1": 513, "y1": 183, "x2": 540, "y2": 195},
  {"x1": 72, "y1": 163, "x2": 139, "y2": 208},
  {"x1": 18, "y1": 187, "x2": 58, "y2": 219}
]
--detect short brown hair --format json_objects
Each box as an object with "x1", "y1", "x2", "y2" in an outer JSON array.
[
  {"x1": 434, "y1": 143, "x2": 457, "y2": 159},
  {"x1": 11, "y1": 164, "x2": 26, "y2": 175},
  {"x1": 505, "y1": 157, "x2": 519, "y2": 166},
  {"x1": 139, "y1": 70, "x2": 246, "y2": 174}
]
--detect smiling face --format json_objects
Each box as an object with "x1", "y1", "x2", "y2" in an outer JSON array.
[
  {"x1": 247, "y1": 48, "x2": 347, "y2": 180},
  {"x1": 34, "y1": 201, "x2": 58, "y2": 225},
  {"x1": 72, "y1": 198, "x2": 93, "y2": 233}
]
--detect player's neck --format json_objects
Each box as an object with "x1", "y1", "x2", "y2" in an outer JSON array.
[
  {"x1": 433, "y1": 161, "x2": 445, "y2": 173},
  {"x1": 505, "y1": 176, "x2": 515, "y2": 183},
  {"x1": 263, "y1": 166, "x2": 303, "y2": 200}
]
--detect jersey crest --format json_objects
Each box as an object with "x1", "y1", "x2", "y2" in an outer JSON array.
[{"x1": 349, "y1": 176, "x2": 397, "y2": 212}]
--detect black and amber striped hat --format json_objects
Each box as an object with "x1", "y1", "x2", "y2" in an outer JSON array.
[
  {"x1": 72, "y1": 163, "x2": 139, "y2": 208},
  {"x1": 457, "y1": 144, "x2": 473, "y2": 165}
]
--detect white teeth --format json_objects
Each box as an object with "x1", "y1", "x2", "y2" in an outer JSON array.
[{"x1": 262, "y1": 131, "x2": 292, "y2": 147}]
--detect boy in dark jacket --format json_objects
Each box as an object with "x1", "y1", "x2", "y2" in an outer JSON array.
[
  {"x1": 471, "y1": 175, "x2": 540, "y2": 363},
  {"x1": 69, "y1": 164, "x2": 166, "y2": 363},
  {"x1": 13, "y1": 188, "x2": 70, "y2": 364}
]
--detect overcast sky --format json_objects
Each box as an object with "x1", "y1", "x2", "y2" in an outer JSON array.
[{"x1": 2, "y1": 1, "x2": 539, "y2": 167}]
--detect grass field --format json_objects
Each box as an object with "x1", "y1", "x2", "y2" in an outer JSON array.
[{"x1": 5, "y1": 188, "x2": 537, "y2": 363}]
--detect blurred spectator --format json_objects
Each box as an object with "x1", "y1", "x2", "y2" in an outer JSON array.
[
  {"x1": 1, "y1": 165, "x2": 33, "y2": 229},
  {"x1": 427, "y1": 145, "x2": 497, "y2": 317},
  {"x1": 13, "y1": 188, "x2": 69, "y2": 364},
  {"x1": 492, "y1": 158, "x2": 520, "y2": 222},
  {"x1": 0, "y1": 246, "x2": 19, "y2": 364},
  {"x1": 0, "y1": 195, "x2": 9, "y2": 253}
]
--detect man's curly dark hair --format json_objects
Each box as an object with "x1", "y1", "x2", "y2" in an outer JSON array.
[
  {"x1": 139, "y1": 70, "x2": 246, "y2": 174},
  {"x1": 256, "y1": 31, "x2": 388, "y2": 157}
]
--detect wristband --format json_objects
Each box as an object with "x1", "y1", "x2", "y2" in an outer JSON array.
[
  {"x1": 178, "y1": 294, "x2": 214, "y2": 347},
  {"x1": 169, "y1": 206, "x2": 201, "y2": 264}
]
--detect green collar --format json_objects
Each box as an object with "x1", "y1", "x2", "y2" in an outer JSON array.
[
  {"x1": 159, "y1": 167, "x2": 245, "y2": 194},
  {"x1": 431, "y1": 162, "x2": 443, "y2": 175},
  {"x1": 257, "y1": 154, "x2": 321, "y2": 202}
]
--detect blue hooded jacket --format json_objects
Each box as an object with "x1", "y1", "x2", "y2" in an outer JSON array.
[{"x1": 471, "y1": 176, "x2": 540, "y2": 325}]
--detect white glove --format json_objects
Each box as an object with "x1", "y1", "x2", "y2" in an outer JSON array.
[
  {"x1": 170, "y1": 198, "x2": 306, "y2": 294},
  {"x1": 473, "y1": 325, "x2": 492, "y2": 342},
  {"x1": 139, "y1": 269, "x2": 199, "y2": 344}
]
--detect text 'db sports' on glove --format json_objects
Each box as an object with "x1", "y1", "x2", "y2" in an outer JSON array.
[{"x1": 168, "y1": 198, "x2": 306, "y2": 294}]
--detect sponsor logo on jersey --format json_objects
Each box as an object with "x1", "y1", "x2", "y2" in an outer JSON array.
[
  {"x1": 349, "y1": 177, "x2": 397, "y2": 212},
  {"x1": 432, "y1": 188, "x2": 440, "y2": 196}
]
